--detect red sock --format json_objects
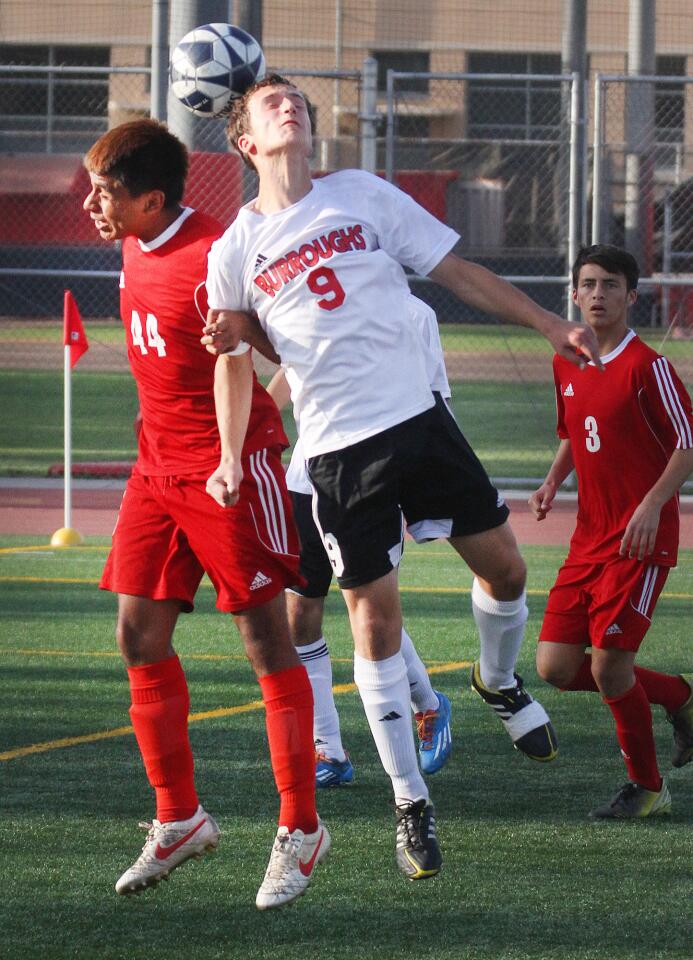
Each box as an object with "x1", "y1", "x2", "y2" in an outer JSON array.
[
  {"x1": 633, "y1": 666, "x2": 690, "y2": 713},
  {"x1": 604, "y1": 680, "x2": 661, "y2": 792},
  {"x1": 563, "y1": 653, "x2": 690, "y2": 713},
  {"x1": 259, "y1": 664, "x2": 317, "y2": 834},
  {"x1": 127, "y1": 654, "x2": 198, "y2": 823}
]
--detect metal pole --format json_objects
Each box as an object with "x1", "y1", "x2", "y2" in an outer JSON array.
[
  {"x1": 591, "y1": 75, "x2": 604, "y2": 243},
  {"x1": 63, "y1": 345, "x2": 72, "y2": 531},
  {"x1": 662, "y1": 195, "x2": 672, "y2": 327},
  {"x1": 150, "y1": 0, "x2": 169, "y2": 120},
  {"x1": 384, "y1": 68, "x2": 395, "y2": 182},
  {"x1": 624, "y1": 0, "x2": 656, "y2": 271},
  {"x1": 360, "y1": 57, "x2": 378, "y2": 174},
  {"x1": 46, "y1": 48, "x2": 55, "y2": 154},
  {"x1": 567, "y1": 72, "x2": 580, "y2": 320},
  {"x1": 562, "y1": 1, "x2": 587, "y2": 261},
  {"x1": 333, "y1": 0, "x2": 342, "y2": 142},
  {"x1": 234, "y1": 0, "x2": 262, "y2": 43}
]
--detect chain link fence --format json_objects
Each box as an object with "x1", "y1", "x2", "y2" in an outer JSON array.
[
  {"x1": 1, "y1": 50, "x2": 692, "y2": 482},
  {"x1": 593, "y1": 74, "x2": 693, "y2": 335}
]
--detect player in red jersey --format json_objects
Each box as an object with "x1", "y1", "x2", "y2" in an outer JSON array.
[
  {"x1": 530, "y1": 244, "x2": 693, "y2": 819},
  {"x1": 83, "y1": 119, "x2": 328, "y2": 909}
]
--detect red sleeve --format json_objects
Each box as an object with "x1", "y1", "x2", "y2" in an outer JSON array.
[
  {"x1": 553, "y1": 358, "x2": 568, "y2": 439},
  {"x1": 641, "y1": 355, "x2": 693, "y2": 451}
]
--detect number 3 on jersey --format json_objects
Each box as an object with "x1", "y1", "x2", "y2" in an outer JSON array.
[
  {"x1": 131, "y1": 310, "x2": 167, "y2": 356},
  {"x1": 584, "y1": 415, "x2": 601, "y2": 452},
  {"x1": 307, "y1": 266, "x2": 345, "y2": 311}
]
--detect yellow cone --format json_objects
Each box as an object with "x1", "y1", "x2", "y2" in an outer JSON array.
[{"x1": 50, "y1": 527, "x2": 84, "y2": 547}]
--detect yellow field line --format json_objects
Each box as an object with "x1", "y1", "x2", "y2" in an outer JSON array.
[
  {"x1": 0, "y1": 545, "x2": 107, "y2": 554},
  {"x1": 0, "y1": 660, "x2": 471, "y2": 763}
]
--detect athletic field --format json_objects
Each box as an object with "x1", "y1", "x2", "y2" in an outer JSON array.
[
  {"x1": 2, "y1": 323, "x2": 692, "y2": 957},
  {"x1": 2, "y1": 534, "x2": 692, "y2": 960}
]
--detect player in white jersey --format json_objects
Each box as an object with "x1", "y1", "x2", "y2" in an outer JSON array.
[
  {"x1": 271, "y1": 296, "x2": 455, "y2": 788},
  {"x1": 203, "y1": 74, "x2": 602, "y2": 882}
]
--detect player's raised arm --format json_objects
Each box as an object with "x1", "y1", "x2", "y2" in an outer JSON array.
[
  {"x1": 206, "y1": 349, "x2": 253, "y2": 508},
  {"x1": 429, "y1": 252, "x2": 603, "y2": 371}
]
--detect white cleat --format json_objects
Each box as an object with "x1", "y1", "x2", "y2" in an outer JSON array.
[
  {"x1": 115, "y1": 804, "x2": 220, "y2": 895},
  {"x1": 255, "y1": 819, "x2": 330, "y2": 910}
]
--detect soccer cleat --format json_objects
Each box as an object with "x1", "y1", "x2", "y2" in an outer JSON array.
[
  {"x1": 471, "y1": 660, "x2": 558, "y2": 762},
  {"x1": 394, "y1": 798, "x2": 442, "y2": 881},
  {"x1": 115, "y1": 805, "x2": 220, "y2": 895},
  {"x1": 667, "y1": 675, "x2": 693, "y2": 768},
  {"x1": 315, "y1": 752, "x2": 354, "y2": 788},
  {"x1": 588, "y1": 780, "x2": 672, "y2": 820},
  {"x1": 415, "y1": 691, "x2": 452, "y2": 775},
  {"x1": 255, "y1": 819, "x2": 330, "y2": 910}
]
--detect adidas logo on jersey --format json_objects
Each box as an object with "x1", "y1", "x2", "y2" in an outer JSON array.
[
  {"x1": 254, "y1": 253, "x2": 268, "y2": 271},
  {"x1": 605, "y1": 623, "x2": 622, "y2": 635},
  {"x1": 563, "y1": 383, "x2": 574, "y2": 397},
  {"x1": 250, "y1": 570, "x2": 272, "y2": 591}
]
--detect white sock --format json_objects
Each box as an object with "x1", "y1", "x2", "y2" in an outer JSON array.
[
  {"x1": 472, "y1": 577, "x2": 528, "y2": 691},
  {"x1": 296, "y1": 637, "x2": 346, "y2": 761},
  {"x1": 353, "y1": 650, "x2": 428, "y2": 805},
  {"x1": 400, "y1": 628, "x2": 438, "y2": 714}
]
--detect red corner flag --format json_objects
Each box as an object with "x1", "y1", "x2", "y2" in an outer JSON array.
[{"x1": 63, "y1": 290, "x2": 89, "y2": 368}]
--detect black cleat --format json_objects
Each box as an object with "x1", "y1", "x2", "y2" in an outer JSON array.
[
  {"x1": 471, "y1": 660, "x2": 558, "y2": 762},
  {"x1": 667, "y1": 675, "x2": 693, "y2": 768},
  {"x1": 588, "y1": 780, "x2": 672, "y2": 820},
  {"x1": 394, "y1": 798, "x2": 442, "y2": 880}
]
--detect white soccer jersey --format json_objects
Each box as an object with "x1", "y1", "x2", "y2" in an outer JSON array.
[
  {"x1": 285, "y1": 294, "x2": 451, "y2": 494},
  {"x1": 206, "y1": 169, "x2": 459, "y2": 457}
]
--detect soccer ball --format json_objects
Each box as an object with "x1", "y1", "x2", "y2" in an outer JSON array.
[{"x1": 169, "y1": 23, "x2": 265, "y2": 117}]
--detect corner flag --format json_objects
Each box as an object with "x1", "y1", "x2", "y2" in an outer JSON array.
[{"x1": 63, "y1": 290, "x2": 89, "y2": 368}]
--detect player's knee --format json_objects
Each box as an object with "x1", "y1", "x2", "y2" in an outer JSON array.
[
  {"x1": 536, "y1": 657, "x2": 570, "y2": 689},
  {"x1": 115, "y1": 617, "x2": 173, "y2": 665},
  {"x1": 591, "y1": 658, "x2": 634, "y2": 698},
  {"x1": 484, "y1": 553, "x2": 527, "y2": 600},
  {"x1": 535, "y1": 644, "x2": 572, "y2": 688},
  {"x1": 115, "y1": 620, "x2": 150, "y2": 664}
]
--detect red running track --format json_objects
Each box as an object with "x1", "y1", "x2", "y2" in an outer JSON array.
[{"x1": 2, "y1": 482, "x2": 693, "y2": 548}]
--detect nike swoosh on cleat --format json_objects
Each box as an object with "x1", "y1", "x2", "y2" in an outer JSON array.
[
  {"x1": 298, "y1": 829, "x2": 324, "y2": 877},
  {"x1": 154, "y1": 819, "x2": 207, "y2": 859}
]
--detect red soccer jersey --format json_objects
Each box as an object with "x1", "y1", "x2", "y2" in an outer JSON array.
[
  {"x1": 119, "y1": 208, "x2": 286, "y2": 476},
  {"x1": 553, "y1": 330, "x2": 693, "y2": 566}
]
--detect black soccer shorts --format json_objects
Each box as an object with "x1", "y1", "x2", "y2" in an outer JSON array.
[
  {"x1": 307, "y1": 393, "x2": 509, "y2": 590},
  {"x1": 288, "y1": 490, "x2": 334, "y2": 599}
]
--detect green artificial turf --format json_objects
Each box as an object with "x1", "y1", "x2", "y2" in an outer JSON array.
[{"x1": 1, "y1": 538, "x2": 691, "y2": 960}]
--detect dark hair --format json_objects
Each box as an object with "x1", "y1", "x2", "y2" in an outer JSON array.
[
  {"x1": 84, "y1": 118, "x2": 188, "y2": 207},
  {"x1": 226, "y1": 73, "x2": 316, "y2": 170},
  {"x1": 571, "y1": 244, "x2": 640, "y2": 291}
]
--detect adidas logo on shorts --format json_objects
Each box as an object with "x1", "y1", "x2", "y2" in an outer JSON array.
[
  {"x1": 250, "y1": 571, "x2": 273, "y2": 591},
  {"x1": 605, "y1": 623, "x2": 622, "y2": 635}
]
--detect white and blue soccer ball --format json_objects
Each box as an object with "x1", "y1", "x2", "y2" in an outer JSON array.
[{"x1": 169, "y1": 23, "x2": 266, "y2": 117}]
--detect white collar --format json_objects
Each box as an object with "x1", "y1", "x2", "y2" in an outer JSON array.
[
  {"x1": 589, "y1": 328, "x2": 636, "y2": 366},
  {"x1": 138, "y1": 206, "x2": 194, "y2": 251}
]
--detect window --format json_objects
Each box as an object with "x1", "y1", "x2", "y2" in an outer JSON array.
[
  {"x1": 467, "y1": 52, "x2": 563, "y2": 141},
  {"x1": 655, "y1": 56, "x2": 686, "y2": 145},
  {"x1": 0, "y1": 44, "x2": 110, "y2": 151},
  {"x1": 373, "y1": 50, "x2": 430, "y2": 96}
]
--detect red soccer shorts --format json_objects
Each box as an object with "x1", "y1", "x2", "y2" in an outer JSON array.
[
  {"x1": 100, "y1": 447, "x2": 303, "y2": 613},
  {"x1": 539, "y1": 554, "x2": 670, "y2": 652}
]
